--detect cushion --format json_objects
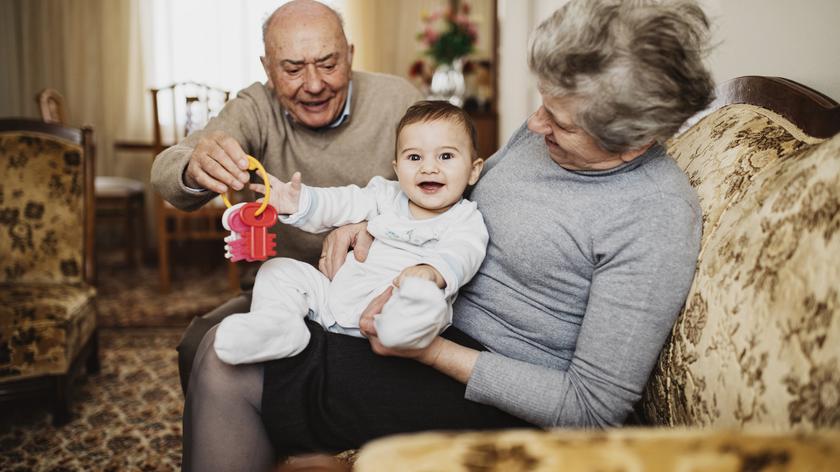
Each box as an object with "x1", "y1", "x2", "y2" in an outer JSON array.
[
  {"x1": 641, "y1": 106, "x2": 840, "y2": 429},
  {"x1": 353, "y1": 428, "x2": 840, "y2": 472},
  {"x1": 0, "y1": 283, "x2": 96, "y2": 380},
  {"x1": 0, "y1": 133, "x2": 87, "y2": 284}
]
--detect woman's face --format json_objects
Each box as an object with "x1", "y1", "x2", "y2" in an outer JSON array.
[{"x1": 527, "y1": 92, "x2": 629, "y2": 171}]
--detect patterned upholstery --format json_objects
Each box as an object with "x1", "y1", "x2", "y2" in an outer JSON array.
[
  {"x1": 351, "y1": 101, "x2": 840, "y2": 469},
  {"x1": 355, "y1": 428, "x2": 840, "y2": 472},
  {"x1": 641, "y1": 105, "x2": 840, "y2": 429},
  {"x1": 0, "y1": 130, "x2": 97, "y2": 383}
]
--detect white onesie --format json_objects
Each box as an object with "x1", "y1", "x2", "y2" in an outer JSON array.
[{"x1": 214, "y1": 176, "x2": 488, "y2": 364}]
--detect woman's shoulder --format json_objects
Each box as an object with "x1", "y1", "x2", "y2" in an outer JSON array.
[{"x1": 638, "y1": 148, "x2": 700, "y2": 209}]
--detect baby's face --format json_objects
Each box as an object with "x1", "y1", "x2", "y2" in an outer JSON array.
[{"x1": 394, "y1": 119, "x2": 483, "y2": 219}]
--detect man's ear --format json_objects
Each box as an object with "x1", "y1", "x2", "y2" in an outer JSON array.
[
  {"x1": 469, "y1": 158, "x2": 485, "y2": 185},
  {"x1": 260, "y1": 56, "x2": 273, "y2": 89},
  {"x1": 347, "y1": 43, "x2": 355, "y2": 68}
]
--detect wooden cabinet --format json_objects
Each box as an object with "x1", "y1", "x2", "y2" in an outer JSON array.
[{"x1": 467, "y1": 109, "x2": 499, "y2": 159}]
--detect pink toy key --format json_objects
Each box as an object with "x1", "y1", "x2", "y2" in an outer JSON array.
[
  {"x1": 239, "y1": 202, "x2": 278, "y2": 261},
  {"x1": 222, "y1": 203, "x2": 251, "y2": 261}
]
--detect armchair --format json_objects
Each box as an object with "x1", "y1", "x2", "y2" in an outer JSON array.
[
  {"x1": 35, "y1": 88, "x2": 147, "y2": 267},
  {"x1": 0, "y1": 119, "x2": 99, "y2": 425}
]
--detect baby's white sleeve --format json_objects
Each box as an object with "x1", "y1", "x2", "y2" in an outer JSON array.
[
  {"x1": 279, "y1": 177, "x2": 396, "y2": 233},
  {"x1": 374, "y1": 278, "x2": 449, "y2": 349}
]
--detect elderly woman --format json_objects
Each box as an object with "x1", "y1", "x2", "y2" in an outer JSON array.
[{"x1": 182, "y1": 0, "x2": 714, "y2": 470}]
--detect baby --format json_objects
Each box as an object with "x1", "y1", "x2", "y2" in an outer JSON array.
[{"x1": 214, "y1": 101, "x2": 487, "y2": 364}]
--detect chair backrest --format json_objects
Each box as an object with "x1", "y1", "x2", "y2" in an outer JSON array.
[
  {"x1": 0, "y1": 119, "x2": 95, "y2": 285},
  {"x1": 150, "y1": 82, "x2": 230, "y2": 156},
  {"x1": 35, "y1": 88, "x2": 67, "y2": 125}
]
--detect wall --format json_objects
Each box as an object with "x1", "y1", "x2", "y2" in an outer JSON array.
[{"x1": 497, "y1": 0, "x2": 840, "y2": 144}]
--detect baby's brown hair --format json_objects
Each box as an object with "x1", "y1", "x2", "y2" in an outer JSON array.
[{"x1": 395, "y1": 101, "x2": 479, "y2": 161}]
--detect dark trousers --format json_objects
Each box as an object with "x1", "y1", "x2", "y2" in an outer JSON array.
[{"x1": 261, "y1": 319, "x2": 533, "y2": 456}]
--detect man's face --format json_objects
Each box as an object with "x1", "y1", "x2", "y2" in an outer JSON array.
[{"x1": 261, "y1": 14, "x2": 353, "y2": 128}]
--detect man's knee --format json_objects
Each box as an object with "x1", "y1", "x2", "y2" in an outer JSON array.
[{"x1": 177, "y1": 293, "x2": 252, "y2": 394}]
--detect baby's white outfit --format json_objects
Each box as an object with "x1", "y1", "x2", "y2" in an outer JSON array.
[{"x1": 214, "y1": 176, "x2": 488, "y2": 364}]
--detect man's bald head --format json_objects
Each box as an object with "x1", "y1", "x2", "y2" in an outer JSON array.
[{"x1": 262, "y1": 0, "x2": 347, "y2": 51}]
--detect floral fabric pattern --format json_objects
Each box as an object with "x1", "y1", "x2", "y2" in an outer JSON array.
[
  {"x1": 1, "y1": 131, "x2": 96, "y2": 383},
  {"x1": 0, "y1": 133, "x2": 87, "y2": 284},
  {"x1": 353, "y1": 429, "x2": 840, "y2": 472},
  {"x1": 0, "y1": 284, "x2": 96, "y2": 379},
  {"x1": 640, "y1": 105, "x2": 840, "y2": 430}
]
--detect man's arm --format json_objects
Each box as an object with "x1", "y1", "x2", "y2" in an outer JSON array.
[{"x1": 150, "y1": 84, "x2": 267, "y2": 211}]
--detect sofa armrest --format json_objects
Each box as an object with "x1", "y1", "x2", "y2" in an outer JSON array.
[{"x1": 354, "y1": 428, "x2": 840, "y2": 472}]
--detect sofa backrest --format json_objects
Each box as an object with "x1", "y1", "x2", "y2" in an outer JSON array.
[{"x1": 639, "y1": 80, "x2": 840, "y2": 430}]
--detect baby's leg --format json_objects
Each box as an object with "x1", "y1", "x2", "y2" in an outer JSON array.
[{"x1": 214, "y1": 258, "x2": 330, "y2": 364}]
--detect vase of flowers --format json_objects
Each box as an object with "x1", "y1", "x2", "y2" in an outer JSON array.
[
  {"x1": 429, "y1": 58, "x2": 467, "y2": 106},
  {"x1": 415, "y1": 1, "x2": 478, "y2": 106}
]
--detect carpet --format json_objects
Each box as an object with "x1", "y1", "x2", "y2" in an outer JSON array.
[
  {"x1": 0, "y1": 329, "x2": 184, "y2": 471},
  {"x1": 95, "y1": 260, "x2": 238, "y2": 328},
  {"x1": 0, "y1": 251, "x2": 240, "y2": 470}
]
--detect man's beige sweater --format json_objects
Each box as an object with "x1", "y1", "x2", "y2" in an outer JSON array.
[{"x1": 151, "y1": 71, "x2": 423, "y2": 265}]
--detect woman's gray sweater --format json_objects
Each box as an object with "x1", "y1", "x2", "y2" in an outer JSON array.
[{"x1": 453, "y1": 123, "x2": 701, "y2": 427}]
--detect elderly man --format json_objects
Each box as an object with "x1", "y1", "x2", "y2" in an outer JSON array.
[{"x1": 151, "y1": 0, "x2": 422, "y2": 393}]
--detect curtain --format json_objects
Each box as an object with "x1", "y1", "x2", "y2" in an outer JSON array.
[{"x1": 0, "y1": 0, "x2": 148, "y2": 178}]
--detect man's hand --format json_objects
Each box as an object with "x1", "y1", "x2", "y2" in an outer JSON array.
[
  {"x1": 319, "y1": 222, "x2": 374, "y2": 279},
  {"x1": 249, "y1": 171, "x2": 302, "y2": 215},
  {"x1": 359, "y1": 286, "x2": 444, "y2": 363},
  {"x1": 184, "y1": 130, "x2": 250, "y2": 194},
  {"x1": 394, "y1": 264, "x2": 445, "y2": 289}
]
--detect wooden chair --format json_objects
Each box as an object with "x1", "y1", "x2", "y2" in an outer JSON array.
[
  {"x1": 35, "y1": 88, "x2": 147, "y2": 267},
  {"x1": 0, "y1": 119, "x2": 99, "y2": 425},
  {"x1": 150, "y1": 82, "x2": 239, "y2": 293}
]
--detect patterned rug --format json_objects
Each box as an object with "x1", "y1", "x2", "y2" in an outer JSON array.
[
  {"x1": 95, "y1": 258, "x2": 238, "y2": 328},
  {"x1": 0, "y1": 329, "x2": 184, "y2": 471},
  {"x1": 0, "y1": 251, "x2": 241, "y2": 470}
]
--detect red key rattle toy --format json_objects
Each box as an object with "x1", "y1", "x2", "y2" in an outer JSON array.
[{"x1": 221, "y1": 156, "x2": 278, "y2": 262}]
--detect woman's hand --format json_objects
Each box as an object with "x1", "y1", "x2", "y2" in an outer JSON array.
[
  {"x1": 249, "y1": 171, "x2": 302, "y2": 215},
  {"x1": 359, "y1": 287, "x2": 444, "y2": 363},
  {"x1": 319, "y1": 222, "x2": 374, "y2": 279}
]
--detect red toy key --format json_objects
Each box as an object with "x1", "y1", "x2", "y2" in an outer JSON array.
[
  {"x1": 239, "y1": 202, "x2": 278, "y2": 261},
  {"x1": 221, "y1": 155, "x2": 278, "y2": 262}
]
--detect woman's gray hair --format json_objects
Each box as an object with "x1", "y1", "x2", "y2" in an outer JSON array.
[{"x1": 528, "y1": 0, "x2": 715, "y2": 153}]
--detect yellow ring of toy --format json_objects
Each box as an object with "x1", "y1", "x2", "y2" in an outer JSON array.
[{"x1": 222, "y1": 155, "x2": 270, "y2": 216}]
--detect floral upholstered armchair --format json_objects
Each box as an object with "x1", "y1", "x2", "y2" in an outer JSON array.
[
  {"x1": 348, "y1": 77, "x2": 840, "y2": 470},
  {"x1": 0, "y1": 119, "x2": 99, "y2": 425}
]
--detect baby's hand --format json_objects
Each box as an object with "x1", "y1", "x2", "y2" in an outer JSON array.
[
  {"x1": 249, "y1": 171, "x2": 302, "y2": 215},
  {"x1": 394, "y1": 264, "x2": 445, "y2": 289}
]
